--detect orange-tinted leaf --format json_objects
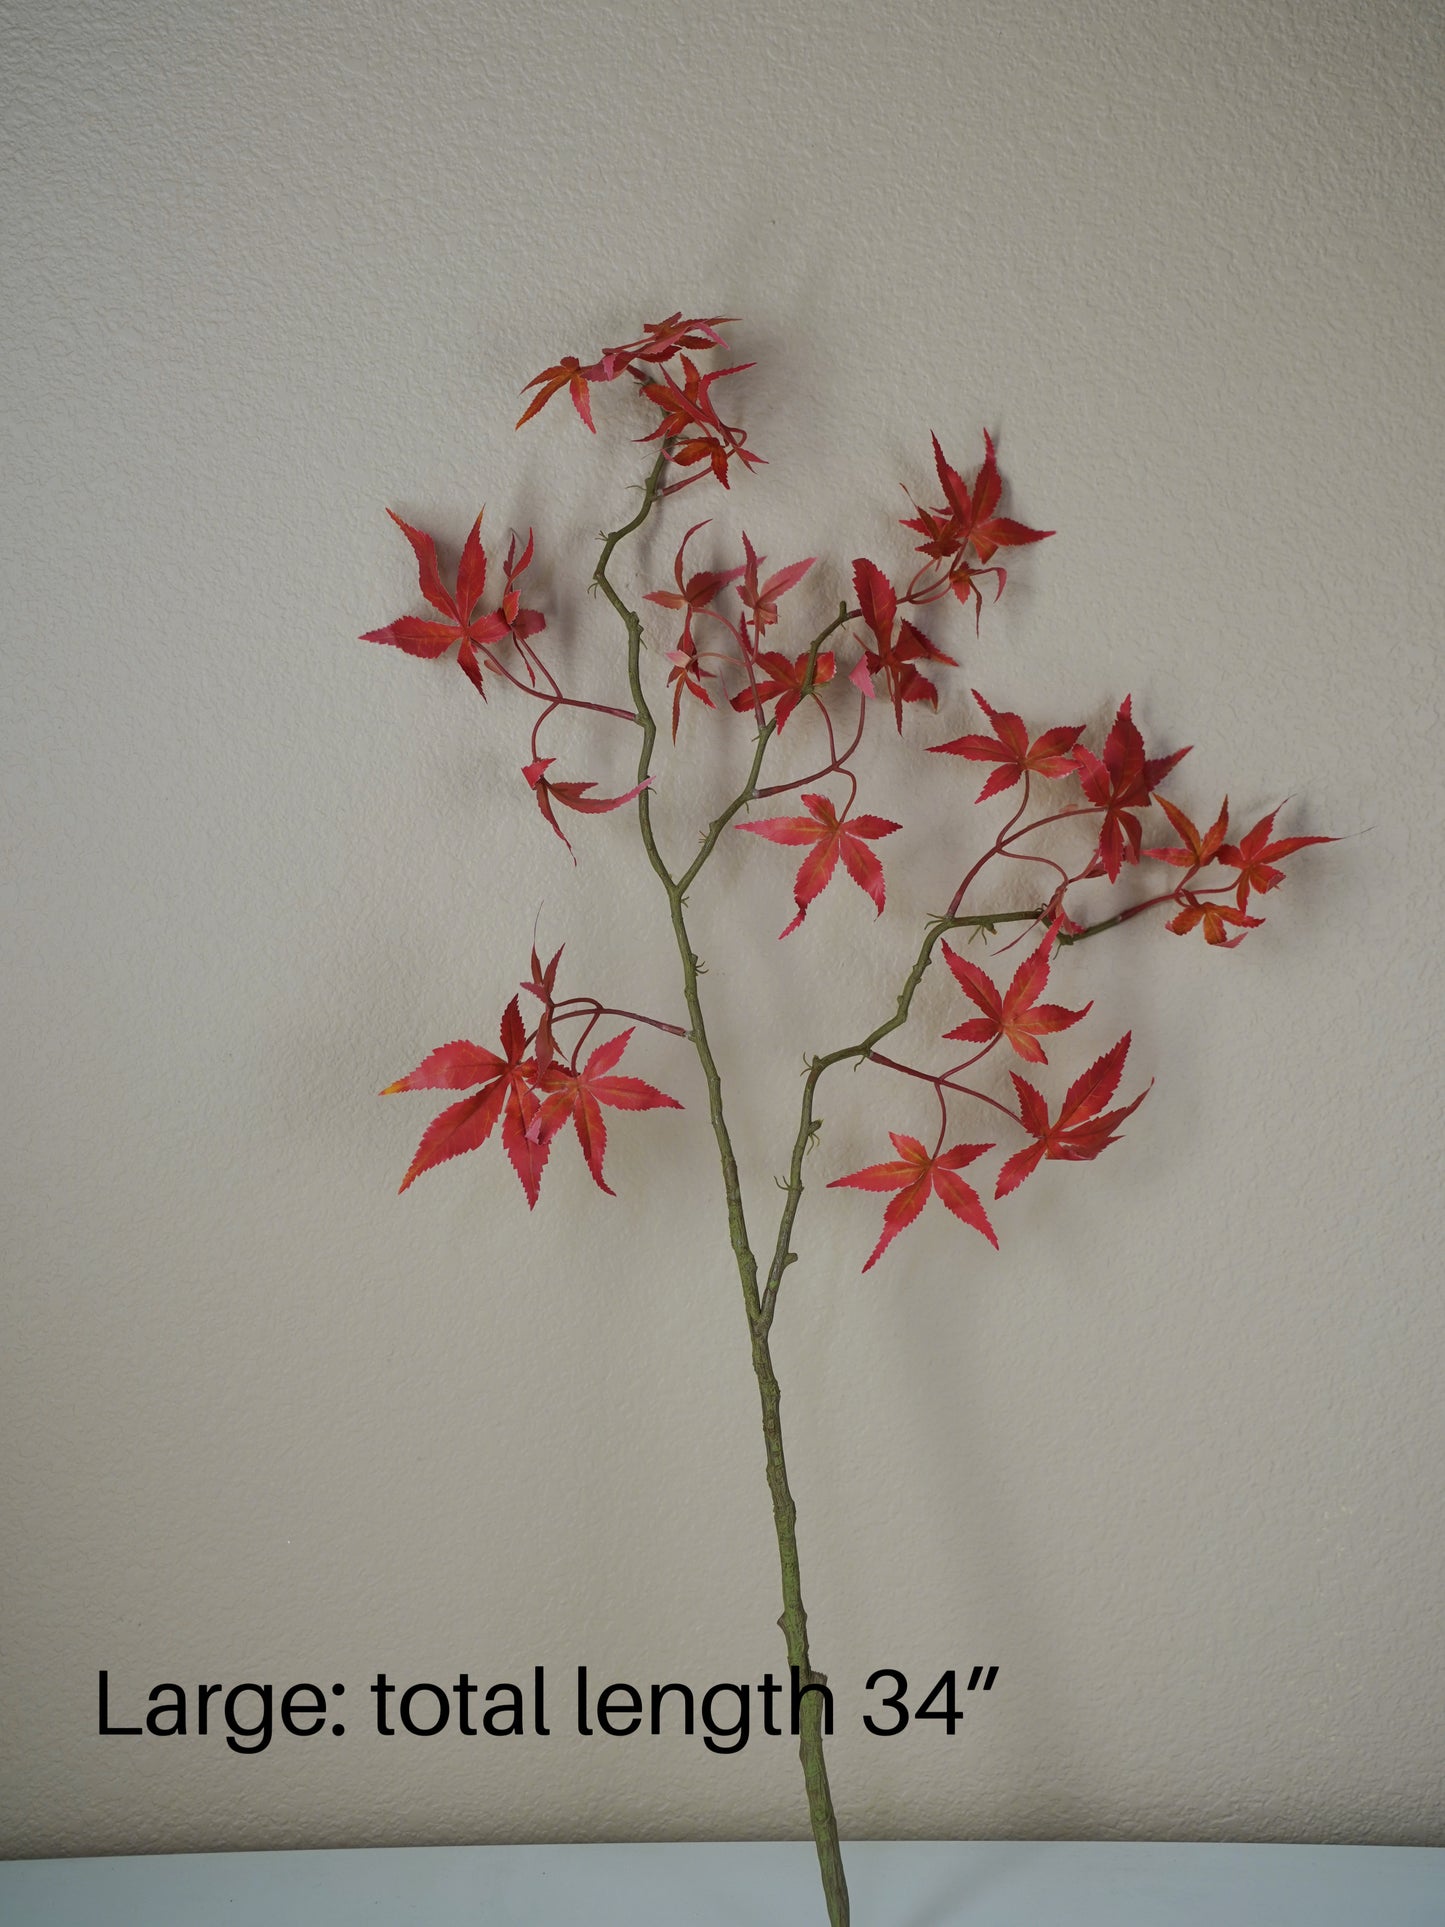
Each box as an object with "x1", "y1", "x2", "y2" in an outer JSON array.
[
  {"x1": 1166, "y1": 895, "x2": 1264, "y2": 947},
  {"x1": 829, "y1": 1133, "x2": 996, "y2": 1271},
  {"x1": 1217, "y1": 806, "x2": 1336, "y2": 908},
  {"x1": 516, "y1": 356, "x2": 597, "y2": 432},
  {"x1": 1144, "y1": 794, "x2": 1230, "y2": 871}
]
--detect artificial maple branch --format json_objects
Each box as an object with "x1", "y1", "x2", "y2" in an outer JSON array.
[{"x1": 363, "y1": 315, "x2": 1334, "y2": 1927}]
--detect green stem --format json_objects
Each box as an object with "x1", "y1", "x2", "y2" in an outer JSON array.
[
  {"x1": 593, "y1": 461, "x2": 1167, "y2": 1917},
  {"x1": 676, "y1": 605, "x2": 850, "y2": 897},
  {"x1": 594, "y1": 462, "x2": 850, "y2": 1926},
  {"x1": 758, "y1": 908, "x2": 1028, "y2": 1329}
]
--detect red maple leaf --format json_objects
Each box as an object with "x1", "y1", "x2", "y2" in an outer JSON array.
[
  {"x1": 519, "y1": 941, "x2": 564, "y2": 1074},
  {"x1": 941, "y1": 922, "x2": 1091, "y2": 1065},
  {"x1": 829, "y1": 1134, "x2": 997, "y2": 1271},
  {"x1": 538, "y1": 1028, "x2": 683, "y2": 1194},
  {"x1": 901, "y1": 432, "x2": 1053, "y2": 569},
  {"x1": 644, "y1": 522, "x2": 745, "y2": 737},
  {"x1": 1144, "y1": 794, "x2": 1230, "y2": 872},
  {"x1": 1217, "y1": 806, "x2": 1336, "y2": 909},
  {"x1": 638, "y1": 354, "x2": 749, "y2": 438},
  {"x1": 663, "y1": 636, "x2": 718, "y2": 738},
  {"x1": 516, "y1": 355, "x2": 600, "y2": 432},
  {"x1": 629, "y1": 313, "x2": 734, "y2": 364},
  {"x1": 852, "y1": 559, "x2": 956, "y2": 730},
  {"x1": 735, "y1": 532, "x2": 814, "y2": 638},
  {"x1": 730, "y1": 648, "x2": 836, "y2": 730},
  {"x1": 638, "y1": 355, "x2": 763, "y2": 488},
  {"x1": 522, "y1": 758, "x2": 652, "y2": 857},
  {"x1": 737, "y1": 791, "x2": 900, "y2": 938},
  {"x1": 995, "y1": 1034, "x2": 1150, "y2": 1198},
  {"x1": 591, "y1": 313, "x2": 736, "y2": 381},
  {"x1": 1072, "y1": 697, "x2": 1191, "y2": 882},
  {"x1": 383, "y1": 996, "x2": 553, "y2": 1202},
  {"x1": 495, "y1": 529, "x2": 546, "y2": 652},
  {"x1": 644, "y1": 522, "x2": 745, "y2": 650},
  {"x1": 519, "y1": 317, "x2": 739, "y2": 424},
  {"x1": 1166, "y1": 894, "x2": 1264, "y2": 948},
  {"x1": 361, "y1": 510, "x2": 526, "y2": 696},
  {"x1": 930, "y1": 689, "x2": 1084, "y2": 802}
]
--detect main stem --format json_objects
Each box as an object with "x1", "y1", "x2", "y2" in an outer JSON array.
[
  {"x1": 592, "y1": 465, "x2": 1113, "y2": 1919},
  {"x1": 594, "y1": 457, "x2": 850, "y2": 1926}
]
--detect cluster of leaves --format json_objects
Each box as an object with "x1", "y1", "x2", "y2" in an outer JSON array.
[
  {"x1": 362, "y1": 312, "x2": 1333, "y2": 1271},
  {"x1": 382, "y1": 946, "x2": 683, "y2": 1203},
  {"x1": 823, "y1": 691, "x2": 1330, "y2": 1269},
  {"x1": 363, "y1": 508, "x2": 646, "y2": 854},
  {"x1": 363, "y1": 514, "x2": 543, "y2": 698},
  {"x1": 517, "y1": 312, "x2": 760, "y2": 489}
]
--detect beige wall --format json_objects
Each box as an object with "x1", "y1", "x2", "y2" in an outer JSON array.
[{"x1": 4, "y1": 0, "x2": 1442, "y2": 1860}]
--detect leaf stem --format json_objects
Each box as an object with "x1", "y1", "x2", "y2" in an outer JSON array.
[
  {"x1": 484, "y1": 651, "x2": 639, "y2": 723},
  {"x1": 866, "y1": 1049, "x2": 1021, "y2": 1123}
]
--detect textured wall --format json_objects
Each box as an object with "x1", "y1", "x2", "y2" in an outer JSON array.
[{"x1": 4, "y1": 0, "x2": 1442, "y2": 1862}]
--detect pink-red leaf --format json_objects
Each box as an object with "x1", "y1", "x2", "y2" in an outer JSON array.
[
  {"x1": 502, "y1": 1086, "x2": 555, "y2": 1206},
  {"x1": 360, "y1": 616, "x2": 465, "y2": 659},
  {"x1": 995, "y1": 1034, "x2": 1150, "y2": 1199},
  {"x1": 395, "y1": 1083, "x2": 507, "y2": 1194},
  {"x1": 537, "y1": 1028, "x2": 683, "y2": 1193},
  {"x1": 363, "y1": 507, "x2": 542, "y2": 699},
  {"x1": 455, "y1": 514, "x2": 487, "y2": 620},
  {"x1": 381, "y1": 1040, "x2": 505, "y2": 1094},
  {"x1": 523, "y1": 758, "x2": 652, "y2": 856},
  {"x1": 385, "y1": 510, "x2": 453, "y2": 615},
  {"x1": 386, "y1": 996, "x2": 543, "y2": 1196},
  {"x1": 930, "y1": 690, "x2": 1083, "y2": 802},
  {"x1": 853, "y1": 558, "x2": 897, "y2": 644},
  {"x1": 941, "y1": 923, "x2": 1089, "y2": 1064},
  {"x1": 737, "y1": 793, "x2": 899, "y2": 937}
]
